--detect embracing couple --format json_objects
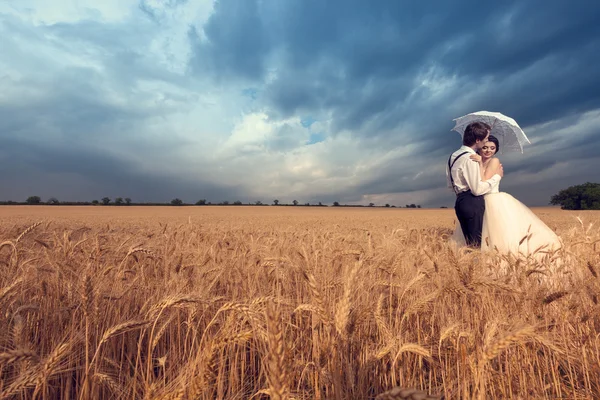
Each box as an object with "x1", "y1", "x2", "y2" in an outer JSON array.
[{"x1": 446, "y1": 122, "x2": 562, "y2": 259}]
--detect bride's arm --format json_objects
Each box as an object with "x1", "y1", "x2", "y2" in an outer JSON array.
[{"x1": 483, "y1": 158, "x2": 501, "y2": 180}]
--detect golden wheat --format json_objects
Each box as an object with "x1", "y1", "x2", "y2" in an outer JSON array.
[{"x1": 0, "y1": 205, "x2": 597, "y2": 399}]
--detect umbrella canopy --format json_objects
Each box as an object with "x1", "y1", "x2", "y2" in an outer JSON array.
[{"x1": 451, "y1": 111, "x2": 531, "y2": 153}]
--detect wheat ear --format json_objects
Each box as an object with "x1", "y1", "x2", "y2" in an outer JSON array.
[
  {"x1": 482, "y1": 325, "x2": 536, "y2": 362},
  {"x1": 376, "y1": 386, "x2": 442, "y2": 400},
  {"x1": 15, "y1": 221, "x2": 43, "y2": 243},
  {"x1": 1, "y1": 278, "x2": 24, "y2": 304},
  {"x1": 0, "y1": 349, "x2": 39, "y2": 365},
  {"x1": 90, "y1": 320, "x2": 150, "y2": 368},
  {"x1": 302, "y1": 269, "x2": 331, "y2": 325}
]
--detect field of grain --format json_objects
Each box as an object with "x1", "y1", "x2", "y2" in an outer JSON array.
[{"x1": 1, "y1": 206, "x2": 599, "y2": 399}]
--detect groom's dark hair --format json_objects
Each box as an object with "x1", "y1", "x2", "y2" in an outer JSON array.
[{"x1": 462, "y1": 122, "x2": 491, "y2": 146}]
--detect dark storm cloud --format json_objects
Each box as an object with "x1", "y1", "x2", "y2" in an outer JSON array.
[
  {"x1": 190, "y1": 0, "x2": 600, "y2": 140},
  {"x1": 188, "y1": 0, "x2": 272, "y2": 81},
  {"x1": 0, "y1": 67, "x2": 140, "y2": 144},
  {"x1": 0, "y1": 136, "x2": 241, "y2": 203}
]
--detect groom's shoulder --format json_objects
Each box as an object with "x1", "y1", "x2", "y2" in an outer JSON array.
[{"x1": 450, "y1": 147, "x2": 472, "y2": 159}]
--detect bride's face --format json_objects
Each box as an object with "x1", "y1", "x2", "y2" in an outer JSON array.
[{"x1": 480, "y1": 141, "x2": 497, "y2": 160}]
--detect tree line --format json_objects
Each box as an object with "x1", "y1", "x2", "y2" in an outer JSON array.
[
  {"x1": 0, "y1": 196, "x2": 423, "y2": 208},
  {"x1": 2, "y1": 182, "x2": 597, "y2": 210}
]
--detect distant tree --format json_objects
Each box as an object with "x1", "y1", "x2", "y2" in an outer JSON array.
[
  {"x1": 368, "y1": 203, "x2": 375, "y2": 207},
  {"x1": 47, "y1": 197, "x2": 60, "y2": 205},
  {"x1": 292, "y1": 200, "x2": 298, "y2": 206},
  {"x1": 255, "y1": 200, "x2": 263, "y2": 205},
  {"x1": 417, "y1": 205, "x2": 421, "y2": 208},
  {"x1": 550, "y1": 182, "x2": 600, "y2": 210},
  {"x1": 333, "y1": 201, "x2": 340, "y2": 207},
  {"x1": 305, "y1": 202, "x2": 310, "y2": 206},
  {"x1": 385, "y1": 204, "x2": 390, "y2": 207},
  {"x1": 318, "y1": 202, "x2": 323, "y2": 206},
  {"x1": 273, "y1": 199, "x2": 279, "y2": 205},
  {"x1": 222, "y1": 201, "x2": 229, "y2": 205},
  {"x1": 125, "y1": 197, "x2": 132, "y2": 205},
  {"x1": 233, "y1": 200, "x2": 243, "y2": 205},
  {"x1": 115, "y1": 197, "x2": 124, "y2": 205},
  {"x1": 440, "y1": 206, "x2": 448, "y2": 209},
  {"x1": 171, "y1": 198, "x2": 183, "y2": 206},
  {"x1": 102, "y1": 197, "x2": 111, "y2": 205},
  {"x1": 391, "y1": 205, "x2": 396, "y2": 208},
  {"x1": 196, "y1": 199, "x2": 206, "y2": 205},
  {"x1": 409, "y1": 204, "x2": 417, "y2": 208},
  {"x1": 92, "y1": 200, "x2": 99, "y2": 205},
  {"x1": 26, "y1": 196, "x2": 41, "y2": 205}
]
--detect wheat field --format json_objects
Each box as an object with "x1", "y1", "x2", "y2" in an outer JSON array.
[{"x1": 0, "y1": 205, "x2": 599, "y2": 399}]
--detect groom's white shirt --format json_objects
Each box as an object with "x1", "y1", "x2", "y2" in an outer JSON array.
[{"x1": 446, "y1": 145, "x2": 501, "y2": 196}]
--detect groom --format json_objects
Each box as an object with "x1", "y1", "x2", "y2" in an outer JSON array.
[{"x1": 447, "y1": 122, "x2": 503, "y2": 247}]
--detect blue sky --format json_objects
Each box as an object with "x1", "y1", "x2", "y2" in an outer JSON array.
[{"x1": 1, "y1": 0, "x2": 599, "y2": 207}]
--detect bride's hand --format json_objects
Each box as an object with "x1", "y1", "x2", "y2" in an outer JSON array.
[
  {"x1": 470, "y1": 154, "x2": 482, "y2": 163},
  {"x1": 496, "y1": 162, "x2": 504, "y2": 177}
]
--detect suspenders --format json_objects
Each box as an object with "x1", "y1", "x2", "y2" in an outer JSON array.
[{"x1": 448, "y1": 151, "x2": 469, "y2": 194}]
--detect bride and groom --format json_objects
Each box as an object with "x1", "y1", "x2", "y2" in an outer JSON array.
[{"x1": 446, "y1": 121, "x2": 562, "y2": 259}]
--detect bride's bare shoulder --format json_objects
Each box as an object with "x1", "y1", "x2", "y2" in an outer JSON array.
[{"x1": 488, "y1": 157, "x2": 501, "y2": 166}]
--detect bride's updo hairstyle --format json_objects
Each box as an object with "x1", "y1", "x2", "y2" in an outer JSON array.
[{"x1": 485, "y1": 135, "x2": 500, "y2": 154}]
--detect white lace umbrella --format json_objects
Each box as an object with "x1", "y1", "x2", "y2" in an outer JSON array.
[{"x1": 451, "y1": 111, "x2": 531, "y2": 153}]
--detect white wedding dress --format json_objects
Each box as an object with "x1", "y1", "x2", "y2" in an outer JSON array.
[{"x1": 450, "y1": 175, "x2": 562, "y2": 260}]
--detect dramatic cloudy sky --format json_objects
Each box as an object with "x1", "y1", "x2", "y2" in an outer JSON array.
[{"x1": 1, "y1": 0, "x2": 599, "y2": 207}]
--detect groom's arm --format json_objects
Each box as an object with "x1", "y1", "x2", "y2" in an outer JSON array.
[{"x1": 463, "y1": 159, "x2": 501, "y2": 196}]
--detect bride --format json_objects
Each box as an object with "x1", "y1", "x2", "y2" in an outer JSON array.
[{"x1": 451, "y1": 135, "x2": 562, "y2": 260}]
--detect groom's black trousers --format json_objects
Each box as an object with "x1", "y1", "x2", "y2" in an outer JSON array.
[{"x1": 455, "y1": 190, "x2": 485, "y2": 248}]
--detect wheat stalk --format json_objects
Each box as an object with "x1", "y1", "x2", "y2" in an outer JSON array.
[
  {"x1": 334, "y1": 261, "x2": 359, "y2": 338},
  {"x1": 375, "y1": 294, "x2": 393, "y2": 342},
  {"x1": 33, "y1": 340, "x2": 73, "y2": 398},
  {"x1": 265, "y1": 301, "x2": 290, "y2": 400},
  {"x1": 0, "y1": 240, "x2": 16, "y2": 253}
]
